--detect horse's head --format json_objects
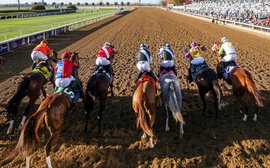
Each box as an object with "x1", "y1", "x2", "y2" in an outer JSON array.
[
  {"x1": 70, "y1": 51, "x2": 80, "y2": 63},
  {"x1": 50, "y1": 50, "x2": 58, "y2": 63},
  {"x1": 211, "y1": 42, "x2": 221, "y2": 55}
]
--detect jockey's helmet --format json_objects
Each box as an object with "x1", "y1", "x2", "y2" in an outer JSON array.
[
  {"x1": 221, "y1": 37, "x2": 229, "y2": 43},
  {"x1": 103, "y1": 42, "x2": 112, "y2": 47},
  {"x1": 61, "y1": 50, "x2": 71, "y2": 60},
  {"x1": 40, "y1": 40, "x2": 48, "y2": 45},
  {"x1": 190, "y1": 42, "x2": 199, "y2": 48},
  {"x1": 164, "y1": 43, "x2": 171, "y2": 49},
  {"x1": 140, "y1": 43, "x2": 148, "y2": 50}
]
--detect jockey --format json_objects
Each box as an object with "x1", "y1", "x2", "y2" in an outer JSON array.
[
  {"x1": 31, "y1": 40, "x2": 53, "y2": 70},
  {"x1": 134, "y1": 43, "x2": 158, "y2": 83},
  {"x1": 184, "y1": 42, "x2": 208, "y2": 81},
  {"x1": 218, "y1": 37, "x2": 237, "y2": 75},
  {"x1": 157, "y1": 43, "x2": 177, "y2": 77},
  {"x1": 55, "y1": 50, "x2": 79, "y2": 88},
  {"x1": 94, "y1": 42, "x2": 118, "y2": 77}
]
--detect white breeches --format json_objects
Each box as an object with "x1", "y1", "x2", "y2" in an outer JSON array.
[
  {"x1": 31, "y1": 51, "x2": 48, "y2": 63},
  {"x1": 55, "y1": 76, "x2": 75, "y2": 88},
  {"x1": 161, "y1": 60, "x2": 174, "y2": 68},
  {"x1": 137, "y1": 61, "x2": 151, "y2": 72},
  {"x1": 96, "y1": 57, "x2": 110, "y2": 66},
  {"x1": 221, "y1": 54, "x2": 236, "y2": 62},
  {"x1": 191, "y1": 57, "x2": 204, "y2": 65}
]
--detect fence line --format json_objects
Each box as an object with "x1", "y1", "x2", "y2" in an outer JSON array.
[
  {"x1": 0, "y1": 10, "x2": 125, "y2": 55},
  {"x1": 172, "y1": 8, "x2": 270, "y2": 33}
]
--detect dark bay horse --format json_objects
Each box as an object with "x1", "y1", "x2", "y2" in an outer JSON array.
[
  {"x1": 133, "y1": 73, "x2": 157, "y2": 148},
  {"x1": 4, "y1": 51, "x2": 83, "y2": 168},
  {"x1": 212, "y1": 43, "x2": 263, "y2": 121},
  {"x1": 84, "y1": 70, "x2": 113, "y2": 134},
  {"x1": 6, "y1": 50, "x2": 58, "y2": 134},
  {"x1": 187, "y1": 64, "x2": 222, "y2": 118},
  {"x1": 84, "y1": 53, "x2": 115, "y2": 134},
  {"x1": 159, "y1": 71, "x2": 185, "y2": 139},
  {"x1": 0, "y1": 56, "x2": 4, "y2": 64}
]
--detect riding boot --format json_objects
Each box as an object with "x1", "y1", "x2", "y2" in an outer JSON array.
[
  {"x1": 187, "y1": 66, "x2": 193, "y2": 83},
  {"x1": 32, "y1": 62, "x2": 37, "y2": 70},
  {"x1": 190, "y1": 64, "x2": 196, "y2": 81},
  {"x1": 148, "y1": 70, "x2": 159, "y2": 82},
  {"x1": 134, "y1": 71, "x2": 143, "y2": 83},
  {"x1": 220, "y1": 62, "x2": 225, "y2": 75},
  {"x1": 109, "y1": 64, "x2": 115, "y2": 76}
]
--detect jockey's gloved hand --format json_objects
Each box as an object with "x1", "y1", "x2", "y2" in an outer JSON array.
[{"x1": 49, "y1": 53, "x2": 54, "y2": 57}]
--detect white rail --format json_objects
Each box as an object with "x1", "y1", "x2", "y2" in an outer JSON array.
[{"x1": 172, "y1": 7, "x2": 270, "y2": 33}]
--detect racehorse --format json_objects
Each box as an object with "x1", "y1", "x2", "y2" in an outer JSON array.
[
  {"x1": 3, "y1": 51, "x2": 84, "y2": 168},
  {"x1": 132, "y1": 73, "x2": 157, "y2": 148},
  {"x1": 6, "y1": 50, "x2": 58, "y2": 134},
  {"x1": 84, "y1": 54, "x2": 114, "y2": 134},
  {"x1": 159, "y1": 70, "x2": 185, "y2": 139},
  {"x1": 212, "y1": 42, "x2": 263, "y2": 121},
  {"x1": 187, "y1": 63, "x2": 222, "y2": 118}
]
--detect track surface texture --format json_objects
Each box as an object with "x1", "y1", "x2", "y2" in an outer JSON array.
[{"x1": 1, "y1": 8, "x2": 270, "y2": 168}]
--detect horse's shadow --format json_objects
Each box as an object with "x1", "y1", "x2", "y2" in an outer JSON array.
[{"x1": 1, "y1": 89, "x2": 270, "y2": 167}]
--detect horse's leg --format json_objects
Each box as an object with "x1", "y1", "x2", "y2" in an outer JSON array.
[
  {"x1": 85, "y1": 110, "x2": 90, "y2": 132},
  {"x1": 6, "y1": 90, "x2": 27, "y2": 134},
  {"x1": 20, "y1": 95, "x2": 39, "y2": 128},
  {"x1": 110, "y1": 80, "x2": 114, "y2": 97},
  {"x1": 179, "y1": 122, "x2": 184, "y2": 140},
  {"x1": 41, "y1": 86, "x2": 47, "y2": 99},
  {"x1": 211, "y1": 89, "x2": 219, "y2": 118},
  {"x1": 165, "y1": 105, "x2": 169, "y2": 131},
  {"x1": 239, "y1": 97, "x2": 248, "y2": 121},
  {"x1": 199, "y1": 89, "x2": 207, "y2": 115},
  {"x1": 26, "y1": 156, "x2": 31, "y2": 168},
  {"x1": 98, "y1": 100, "x2": 105, "y2": 134},
  {"x1": 45, "y1": 131, "x2": 61, "y2": 168},
  {"x1": 149, "y1": 110, "x2": 156, "y2": 148}
]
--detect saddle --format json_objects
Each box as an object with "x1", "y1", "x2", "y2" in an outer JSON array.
[
  {"x1": 95, "y1": 66, "x2": 113, "y2": 84},
  {"x1": 191, "y1": 63, "x2": 208, "y2": 82},
  {"x1": 219, "y1": 61, "x2": 239, "y2": 80},
  {"x1": 55, "y1": 79, "x2": 82, "y2": 103},
  {"x1": 32, "y1": 64, "x2": 52, "y2": 80},
  {"x1": 159, "y1": 69, "x2": 176, "y2": 80},
  {"x1": 136, "y1": 74, "x2": 157, "y2": 88}
]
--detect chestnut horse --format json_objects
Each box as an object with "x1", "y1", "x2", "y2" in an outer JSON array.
[
  {"x1": 133, "y1": 73, "x2": 157, "y2": 148},
  {"x1": 6, "y1": 50, "x2": 58, "y2": 134},
  {"x1": 4, "y1": 51, "x2": 83, "y2": 168},
  {"x1": 212, "y1": 43, "x2": 263, "y2": 121}
]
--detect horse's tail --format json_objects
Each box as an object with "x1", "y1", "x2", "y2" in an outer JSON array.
[
  {"x1": 245, "y1": 75, "x2": 264, "y2": 107},
  {"x1": 4, "y1": 96, "x2": 52, "y2": 163},
  {"x1": 6, "y1": 76, "x2": 29, "y2": 115},
  {"x1": 136, "y1": 93, "x2": 154, "y2": 137},
  {"x1": 212, "y1": 80, "x2": 222, "y2": 108},
  {"x1": 168, "y1": 82, "x2": 185, "y2": 125}
]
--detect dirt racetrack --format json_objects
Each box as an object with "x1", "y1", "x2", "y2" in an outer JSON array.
[{"x1": 1, "y1": 8, "x2": 270, "y2": 168}]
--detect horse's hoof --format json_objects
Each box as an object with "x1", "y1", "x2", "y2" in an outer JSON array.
[
  {"x1": 165, "y1": 127, "x2": 169, "y2": 132},
  {"x1": 253, "y1": 114, "x2": 258, "y2": 122},
  {"x1": 179, "y1": 134, "x2": 183, "y2": 140},
  {"x1": 6, "y1": 128, "x2": 12, "y2": 135},
  {"x1": 242, "y1": 114, "x2": 248, "y2": 122},
  {"x1": 149, "y1": 143, "x2": 155, "y2": 148}
]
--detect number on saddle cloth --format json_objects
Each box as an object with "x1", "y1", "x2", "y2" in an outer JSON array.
[
  {"x1": 32, "y1": 65, "x2": 52, "y2": 80},
  {"x1": 55, "y1": 79, "x2": 82, "y2": 103}
]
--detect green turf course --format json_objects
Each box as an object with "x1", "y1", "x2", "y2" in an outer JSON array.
[{"x1": 0, "y1": 8, "x2": 117, "y2": 42}]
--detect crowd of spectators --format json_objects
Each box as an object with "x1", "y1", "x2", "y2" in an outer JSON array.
[{"x1": 173, "y1": 0, "x2": 270, "y2": 28}]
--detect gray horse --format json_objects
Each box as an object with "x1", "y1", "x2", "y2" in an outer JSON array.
[{"x1": 160, "y1": 73, "x2": 185, "y2": 139}]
